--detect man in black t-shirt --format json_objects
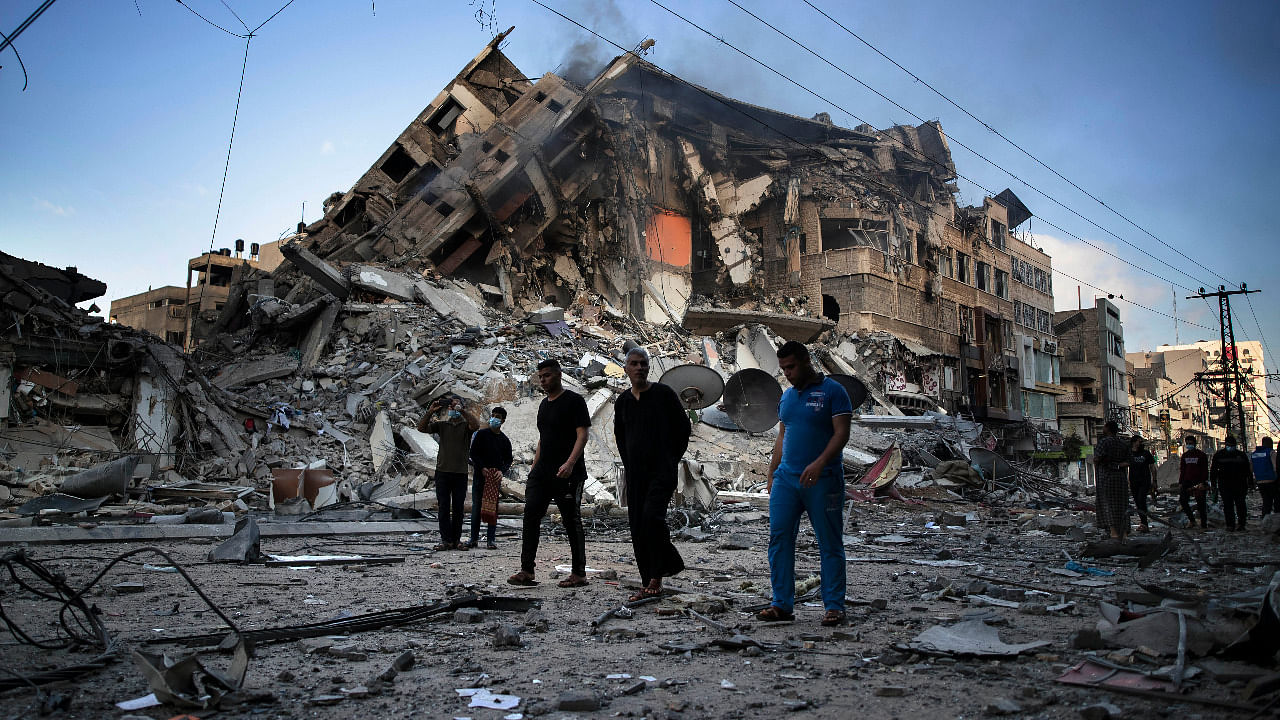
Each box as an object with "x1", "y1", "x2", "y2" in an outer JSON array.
[
  {"x1": 508, "y1": 358, "x2": 592, "y2": 588},
  {"x1": 1128, "y1": 436, "x2": 1157, "y2": 533}
]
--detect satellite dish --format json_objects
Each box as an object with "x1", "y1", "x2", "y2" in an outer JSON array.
[
  {"x1": 829, "y1": 374, "x2": 868, "y2": 409},
  {"x1": 723, "y1": 368, "x2": 782, "y2": 432},
  {"x1": 659, "y1": 364, "x2": 724, "y2": 410}
]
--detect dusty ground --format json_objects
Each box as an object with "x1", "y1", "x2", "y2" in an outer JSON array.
[{"x1": 1, "y1": 496, "x2": 1276, "y2": 719}]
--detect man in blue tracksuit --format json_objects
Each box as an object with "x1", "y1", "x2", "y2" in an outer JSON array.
[
  {"x1": 759, "y1": 341, "x2": 852, "y2": 627},
  {"x1": 1251, "y1": 437, "x2": 1277, "y2": 520}
]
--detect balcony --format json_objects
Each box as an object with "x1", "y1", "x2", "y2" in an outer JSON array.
[
  {"x1": 1061, "y1": 360, "x2": 1097, "y2": 380},
  {"x1": 1058, "y1": 400, "x2": 1104, "y2": 420}
]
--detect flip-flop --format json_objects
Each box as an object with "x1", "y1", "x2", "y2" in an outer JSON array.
[
  {"x1": 557, "y1": 575, "x2": 589, "y2": 588},
  {"x1": 507, "y1": 572, "x2": 538, "y2": 586}
]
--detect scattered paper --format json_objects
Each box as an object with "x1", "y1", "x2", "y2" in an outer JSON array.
[{"x1": 115, "y1": 693, "x2": 160, "y2": 711}]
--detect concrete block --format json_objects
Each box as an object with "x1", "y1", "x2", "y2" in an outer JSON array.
[
  {"x1": 281, "y1": 242, "x2": 349, "y2": 299},
  {"x1": 350, "y1": 265, "x2": 417, "y2": 302}
]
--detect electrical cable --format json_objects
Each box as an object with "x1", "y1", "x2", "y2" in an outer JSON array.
[
  {"x1": 800, "y1": 0, "x2": 1236, "y2": 291},
  {"x1": 654, "y1": 0, "x2": 1205, "y2": 297},
  {"x1": 0, "y1": 26, "x2": 29, "y2": 91},
  {"x1": 526, "y1": 0, "x2": 1216, "y2": 333},
  {"x1": 173, "y1": 0, "x2": 246, "y2": 38}
]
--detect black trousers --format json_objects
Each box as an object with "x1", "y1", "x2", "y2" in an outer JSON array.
[
  {"x1": 625, "y1": 465, "x2": 684, "y2": 585},
  {"x1": 520, "y1": 468, "x2": 586, "y2": 576},
  {"x1": 1130, "y1": 477, "x2": 1152, "y2": 527},
  {"x1": 435, "y1": 470, "x2": 468, "y2": 544},
  {"x1": 1260, "y1": 483, "x2": 1278, "y2": 517},
  {"x1": 1220, "y1": 478, "x2": 1248, "y2": 529},
  {"x1": 469, "y1": 466, "x2": 496, "y2": 545},
  {"x1": 1180, "y1": 485, "x2": 1207, "y2": 528}
]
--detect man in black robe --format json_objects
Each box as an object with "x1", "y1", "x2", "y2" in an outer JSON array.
[{"x1": 614, "y1": 347, "x2": 691, "y2": 601}]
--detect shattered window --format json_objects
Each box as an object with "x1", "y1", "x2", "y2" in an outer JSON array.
[
  {"x1": 427, "y1": 97, "x2": 465, "y2": 135},
  {"x1": 1012, "y1": 257, "x2": 1025, "y2": 284},
  {"x1": 956, "y1": 253, "x2": 970, "y2": 284},
  {"x1": 1037, "y1": 309, "x2": 1052, "y2": 334},
  {"x1": 380, "y1": 145, "x2": 419, "y2": 185},
  {"x1": 976, "y1": 261, "x2": 990, "y2": 292},
  {"x1": 1034, "y1": 268, "x2": 1048, "y2": 294},
  {"x1": 916, "y1": 233, "x2": 928, "y2": 266},
  {"x1": 819, "y1": 218, "x2": 888, "y2": 252},
  {"x1": 995, "y1": 269, "x2": 1008, "y2": 299},
  {"x1": 940, "y1": 248, "x2": 954, "y2": 277},
  {"x1": 958, "y1": 305, "x2": 974, "y2": 340},
  {"x1": 990, "y1": 219, "x2": 1006, "y2": 249}
]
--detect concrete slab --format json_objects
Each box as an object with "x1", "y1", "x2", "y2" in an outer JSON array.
[
  {"x1": 281, "y1": 242, "x2": 350, "y2": 299},
  {"x1": 351, "y1": 265, "x2": 417, "y2": 302},
  {"x1": 212, "y1": 353, "x2": 297, "y2": 389},
  {"x1": 370, "y1": 411, "x2": 395, "y2": 474},
  {"x1": 682, "y1": 306, "x2": 834, "y2": 343}
]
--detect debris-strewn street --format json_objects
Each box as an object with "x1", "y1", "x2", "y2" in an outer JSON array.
[{"x1": 2, "y1": 24, "x2": 1278, "y2": 720}]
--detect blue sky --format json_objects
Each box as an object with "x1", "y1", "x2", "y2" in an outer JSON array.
[{"x1": 3, "y1": 1, "x2": 1278, "y2": 382}]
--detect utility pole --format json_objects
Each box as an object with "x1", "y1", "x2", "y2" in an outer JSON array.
[{"x1": 1187, "y1": 285, "x2": 1258, "y2": 449}]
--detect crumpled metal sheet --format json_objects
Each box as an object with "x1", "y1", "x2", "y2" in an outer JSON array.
[
  {"x1": 132, "y1": 640, "x2": 248, "y2": 710},
  {"x1": 906, "y1": 619, "x2": 1051, "y2": 657}
]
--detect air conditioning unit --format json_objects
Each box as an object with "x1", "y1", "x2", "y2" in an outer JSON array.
[{"x1": 1043, "y1": 340, "x2": 1058, "y2": 354}]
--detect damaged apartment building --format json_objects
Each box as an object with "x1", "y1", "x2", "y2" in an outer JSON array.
[{"x1": 267, "y1": 29, "x2": 1060, "y2": 428}]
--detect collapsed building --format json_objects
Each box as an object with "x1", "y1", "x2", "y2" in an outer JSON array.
[{"x1": 254, "y1": 29, "x2": 1058, "y2": 441}]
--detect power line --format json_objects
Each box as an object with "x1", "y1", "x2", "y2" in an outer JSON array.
[
  {"x1": 0, "y1": 0, "x2": 57, "y2": 55},
  {"x1": 800, "y1": 0, "x2": 1236, "y2": 291},
  {"x1": 174, "y1": 0, "x2": 246, "y2": 38},
  {"x1": 0, "y1": 26, "x2": 29, "y2": 91},
  {"x1": 1244, "y1": 293, "x2": 1278, "y2": 376},
  {"x1": 648, "y1": 0, "x2": 1207, "y2": 297},
  {"x1": 524, "y1": 0, "x2": 1216, "y2": 334}
]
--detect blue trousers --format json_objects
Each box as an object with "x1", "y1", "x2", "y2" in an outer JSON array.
[{"x1": 768, "y1": 469, "x2": 846, "y2": 612}]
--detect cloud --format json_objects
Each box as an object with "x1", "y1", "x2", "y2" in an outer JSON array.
[
  {"x1": 33, "y1": 197, "x2": 73, "y2": 216},
  {"x1": 320, "y1": 140, "x2": 335, "y2": 155},
  {"x1": 1031, "y1": 232, "x2": 1217, "y2": 351}
]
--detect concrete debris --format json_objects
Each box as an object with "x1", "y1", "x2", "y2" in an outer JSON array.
[{"x1": 907, "y1": 619, "x2": 1052, "y2": 657}]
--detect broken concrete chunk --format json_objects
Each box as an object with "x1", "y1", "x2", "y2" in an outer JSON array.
[
  {"x1": 281, "y1": 241, "x2": 349, "y2": 299},
  {"x1": 60, "y1": 455, "x2": 139, "y2": 499},
  {"x1": 493, "y1": 623, "x2": 523, "y2": 648},
  {"x1": 350, "y1": 265, "x2": 417, "y2": 302},
  {"x1": 556, "y1": 691, "x2": 599, "y2": 712}
]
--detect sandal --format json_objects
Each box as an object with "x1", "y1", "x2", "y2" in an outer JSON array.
[
  {"x1": 486, "y1": 542, "x2": 497, "y2": 550},
  {"x1": 756, "y1": 606, "x2": 794, "y2": 622},
  {"x1": 557, "y1": 574, "x2": 589, "y2": 588},
  {"x1": 507, "y1": 571, "x2": 538, "y2": 586},
  {"x1": 433, "y1": 542, "x2": 453, "y2": 551},
  {"x1": 627, "y1": 587, "x2": 663, "y2": 603},
  {"x1": 821, "y1": 609, "x2": 846, "y2": 627},
  {"x1": 455, "y1": 542, "x2": 472, "y2": 551}
]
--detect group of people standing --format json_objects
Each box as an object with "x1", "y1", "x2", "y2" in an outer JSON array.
[
  {"x1": 1177, "y1": 434, "x2": 1277, "y2": 531},
  {"x1": 416, "y1": 342, "x2": 855, "y2": 625},
  {"x1": 1094, "y1": 420, "x2": 1278, "y2": 536}
]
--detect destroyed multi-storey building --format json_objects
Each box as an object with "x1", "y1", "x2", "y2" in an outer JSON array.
[
  {"x1": 1054, "y1": 298, "x2": 1131, "y2": 454},
  {"x1": 272, "y1": 30, "x2": 1058, "y2": 434}
]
